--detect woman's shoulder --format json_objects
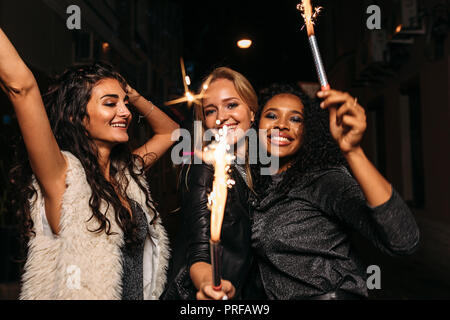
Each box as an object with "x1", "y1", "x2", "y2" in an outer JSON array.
[
  {"x1": 305, "y1": 165, "x2": 352, "y2": 181},
  {"x1": 290, "y1": 165, "x2": 355, "y2": 195},
  {"x1": 308, "y1": 166, "x2": 361, "y2": 201}
]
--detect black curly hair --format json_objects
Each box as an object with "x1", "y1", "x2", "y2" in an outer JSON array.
[
  {"x1": 9, "y1": 61, "x2": 156, "y2": 254},
  {"x1": 253, "y1": 83, "x2": 347, "y2": 198}
]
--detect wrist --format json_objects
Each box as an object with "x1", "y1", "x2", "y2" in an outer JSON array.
[
  {"x1": 200, "y1": 279, "x2": 213, "y2": 289},
  {"x1": 130, "y1": 93, "x2": 142, "y2": 104},
  {"x1": 138, "y1": 102, "x2": 155, "y2": 122},
  {"x1": 190, "y1": 262, "x2": 213, "y2": 290},
  {"x1": 343, "y1": 146, "x2": 365, "y2": 162}
]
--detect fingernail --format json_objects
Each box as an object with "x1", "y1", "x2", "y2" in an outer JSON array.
[
  {"x1": 222, "y1": 295, "x2": 229, "y2": 300},
  {"x1": 320, "y1": 102, "x2": 324, "y2": 108}
]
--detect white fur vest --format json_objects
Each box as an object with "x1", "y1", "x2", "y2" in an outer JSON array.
[{"x1": 20, "y1": 151, "x2": 170, "y2": 300}]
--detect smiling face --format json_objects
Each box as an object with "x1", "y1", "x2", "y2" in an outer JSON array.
[
  {"x1": 202, "y1": 78, "x2": 255, "y2": 145},
  {"x1": 259, "y1": 93, "x2": 305, "y2": 168},
  {"x1": 84, "y1": 78, "x2": 132, "y2": 149}
]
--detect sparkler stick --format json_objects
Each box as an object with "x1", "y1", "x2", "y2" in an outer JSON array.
[
  {"x1": 209, "y1": 240, "x2": 223, "y2": 291},
  {"x1": 202, "y1": 125, "x2": 235, "y2": 292},
  {"x1": 298, "y1": 0, "x2": 330, "y2": 91}
]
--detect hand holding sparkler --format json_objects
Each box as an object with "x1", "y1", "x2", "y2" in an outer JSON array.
[
  {"x1": 317, "y1": 89, "x2": 392, "y2": 207},
  {"x1": 299, "y1": 2, "x2": 366, "y2": 152},
  {"x1": 317, "y1": 89, "x2": 366, "y2": 154},
  {"x1": 192, "y1": 263, "x2": 236, "y2": 300}
]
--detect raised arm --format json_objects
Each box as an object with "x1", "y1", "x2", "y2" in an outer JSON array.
[
  {"x1": 128, "y1": 86, "x2": 180, "y2": 168},
  {"x1": 317, "y1": 89, "x2": 419, "y2": 254},
  {"x1": 317, "y1": 89, "x2": 392, "y2": 207},
  {"x1": 0, "y1": 28, "x2": 66, "y2": 233}
]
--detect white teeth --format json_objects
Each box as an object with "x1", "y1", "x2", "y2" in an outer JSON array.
[
  {"x1": 271, "y1": 136, "x2": 290, "y2": 142},
  {"x1": 111, "y1": 123, "x2": 126, "y2": 128}
]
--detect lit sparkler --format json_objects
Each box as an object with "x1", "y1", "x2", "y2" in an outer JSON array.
[
  {"x1": 164, "y1": 57, "x2": 209, "y2": 107},
  {"x1": 200, "y1": 123, "x2": 235, "y2": 292},
  {"x1": 297, "y1": 0, "x2": 330, "y2": 91}
]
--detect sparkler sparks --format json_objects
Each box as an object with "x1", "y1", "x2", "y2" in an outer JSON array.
[
  {"x1": 164, "y1": 57, "x2": 210, "y2": 107},
  {"x1": 204, "y1": 125, "x2": 236, "y2": 242},
  {"x1": 200, "y1": 124, "x2": 235, "y2": 291},
  {"x1": 297, "y1": 0, "x2": 330, "y2": 91},
  {"x1": 297, "y1": 1, "x2": 322, "y2": 36}
]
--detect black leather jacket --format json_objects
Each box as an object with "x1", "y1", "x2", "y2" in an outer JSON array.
[{"x1": 161, "y1": 163, "x2": 262, "y2": 300}]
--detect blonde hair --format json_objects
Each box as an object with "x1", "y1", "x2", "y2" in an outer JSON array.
[
  {"x1": 188, "y1": 67, "x2": 258, "y2": 192},
  {"x1": 194, "y1": 67, "x2": 258, "y2": 126}
]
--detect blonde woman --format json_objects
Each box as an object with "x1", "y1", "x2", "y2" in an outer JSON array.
[{"x1": 162, "y1": 67, "x2": 265, "y2": 300}]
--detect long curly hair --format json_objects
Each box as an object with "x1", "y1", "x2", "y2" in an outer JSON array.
[
  {"x1": 9, "y1": 62, "x2": 156, "y2": 254},
  {"x1": 253, "y1": 83, "x2": 347, "y2": 198}
]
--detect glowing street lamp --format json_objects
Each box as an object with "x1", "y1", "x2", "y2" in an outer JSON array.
[
  {"x1": 102, "y1": 42, "x2": 110, "y2": 52},
  {"x1": 237, "y1": 39, "x2": 252, "y2": 49}
]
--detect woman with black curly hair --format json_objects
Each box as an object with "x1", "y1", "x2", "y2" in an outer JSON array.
[
  {"x1": 0, "y1": 28, "x2": 178, "y2": 299},
  {"x1": 250, "y1": 83, "x2": 420, "y2": 300}
]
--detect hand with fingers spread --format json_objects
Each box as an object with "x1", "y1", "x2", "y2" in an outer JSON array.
[
  {"x1": 196, "y1": 279, "x2": 235, "y2": 300},
  {"x1": 317, "y1": 89, "x2": 367, "y2": 154}
]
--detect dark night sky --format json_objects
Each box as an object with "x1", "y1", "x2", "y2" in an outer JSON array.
[{"x1": 179, "y1": 0, "x2": 327, "y2": 90}]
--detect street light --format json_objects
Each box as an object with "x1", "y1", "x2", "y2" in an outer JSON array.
[
  {"x1": 102, "y1": 42, "x2": 110, "y2": 52},
  {"x1": 237, "y1": 39, "x2": 252, "y2": 49}
]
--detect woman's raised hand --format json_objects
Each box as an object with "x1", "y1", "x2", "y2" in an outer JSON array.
[
  {"x1": 318, "y1": 89, "x2": 393, "y2": 206},
  {"x1": 126, "y1": 84, "x2": 141, "y2": 105},
  {"x1": 317, "y1": 89, "x2": 367, "y2": 155}
]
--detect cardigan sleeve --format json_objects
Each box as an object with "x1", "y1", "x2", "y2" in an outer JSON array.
[{"x1": 314, "y1": 167, "x2": 420, "y2": 256}]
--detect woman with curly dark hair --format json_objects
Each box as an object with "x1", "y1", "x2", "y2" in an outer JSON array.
[
  {"x1": 0, "y1": 28, "x2": 178, "y2": 299},
  {"x1": 250, "y1": 83, "x2": 420, "y2": 299}
]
